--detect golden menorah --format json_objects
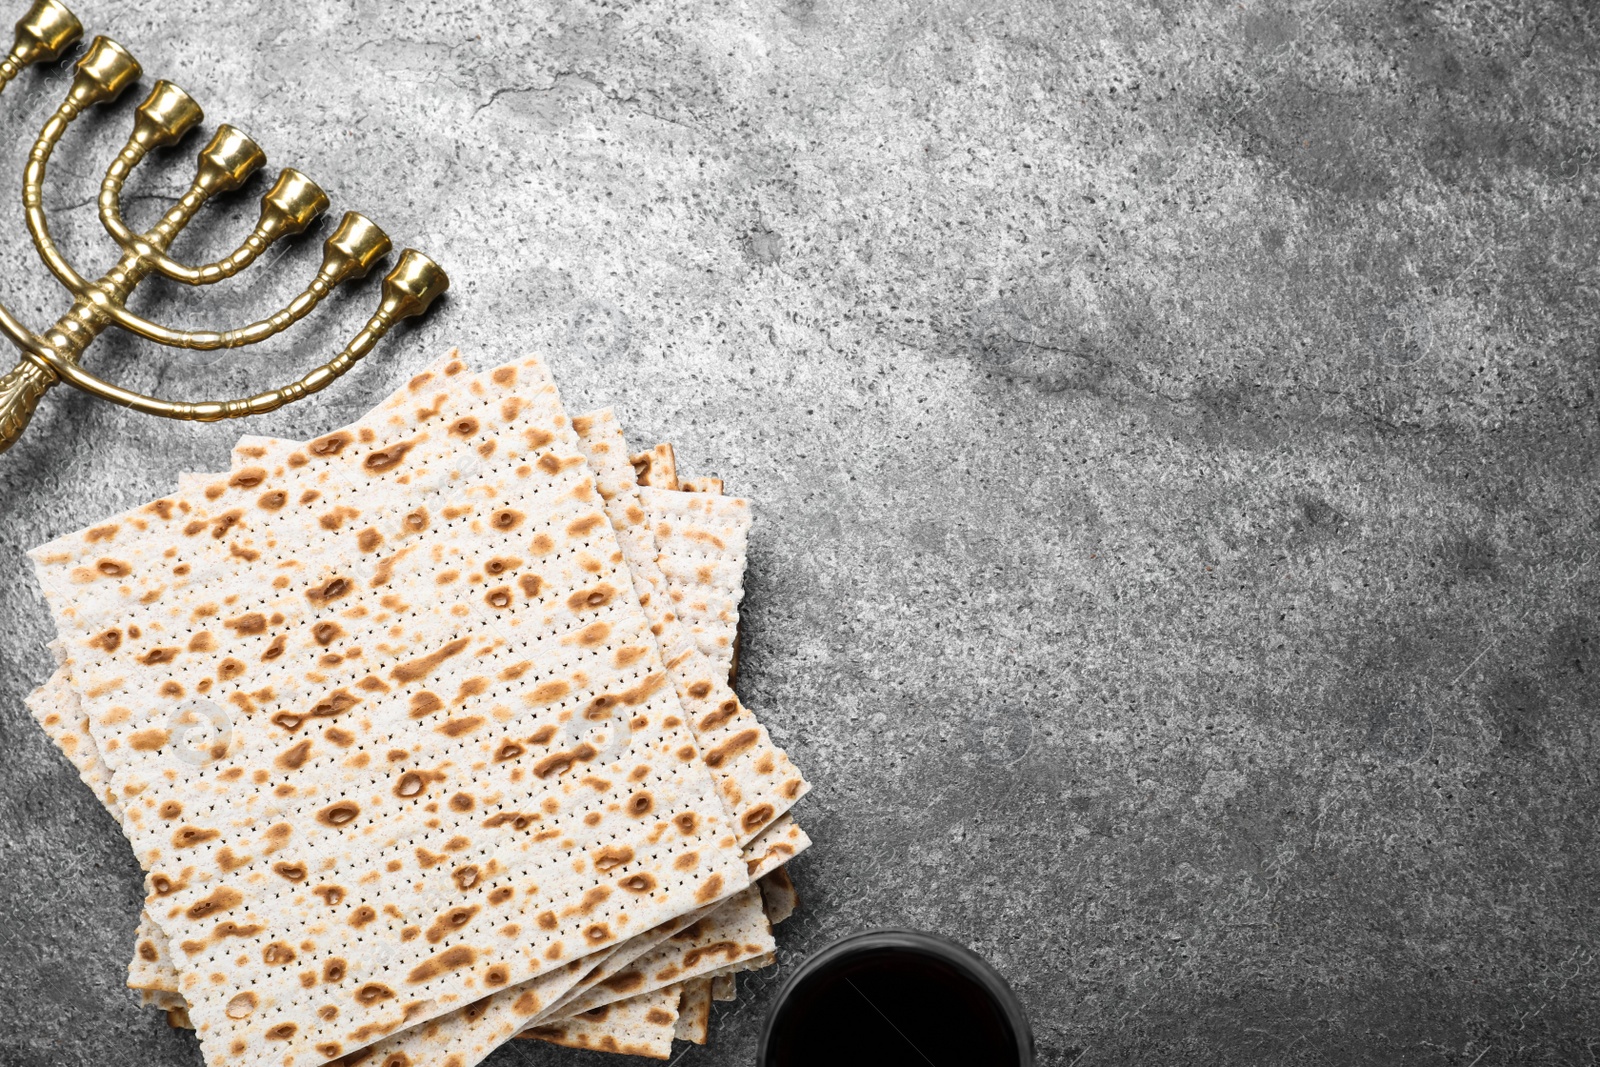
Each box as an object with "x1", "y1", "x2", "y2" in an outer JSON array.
[{"x1": 0, "y1": 0, "x2": 449, "y2": 455}]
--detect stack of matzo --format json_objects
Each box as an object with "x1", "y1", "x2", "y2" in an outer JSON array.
[{"x1": 24, "y1": 351, "x2": 810, "y2": 1064}]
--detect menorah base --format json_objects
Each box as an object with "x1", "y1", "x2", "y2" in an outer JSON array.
[{"x1": 0, "y1": 355, "x2": 53, "y2": 453}]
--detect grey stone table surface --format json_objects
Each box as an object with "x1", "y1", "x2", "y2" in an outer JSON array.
[{"x1": 0, "y1": 1, "x2": 1595, "y2": 1064}]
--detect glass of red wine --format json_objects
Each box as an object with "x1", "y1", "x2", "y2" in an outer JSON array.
[{"x1": 759, "y1": 930, "x2": 1035, "y2": 1067}]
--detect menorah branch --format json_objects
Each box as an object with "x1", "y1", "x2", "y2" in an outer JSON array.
[
  {"x1": 0, "y1": 0, "x2": 450, "y2": 456},
  {"x1": 32, "y1": 250, "x2": 445, "y2": 422}
]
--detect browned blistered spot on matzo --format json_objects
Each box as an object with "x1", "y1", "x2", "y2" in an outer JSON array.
[
  {"x1": 620, "y1": 872, "x2": 657, "y2": 893},
  {"x1": 484, "y1": 585, "x2": 512, "y2": 609},
  {"x1": 128, "y1": 728, "x2": 169, "y2": 751},
  {"x1": 325, "y1": 726, "x2": 355, "y2": 747},
  {"x1": 225, "y1": 611, "x2": 267, "y2": 635},
  {"x1": 394, "y1": 771, "x2": 426, "y2": 799},
  {"x1": 453, "y1": 864, "x2": 481, "y2": 890},
  {"x1": 209, "y1": 510, "x2": 244, "y2": 539},
  {"x1": 566, "y1": 582, "x2": 616, "y2": 611},
  {"x1": 782, "y1": 778, "x2": 804, "y2": 798},
  {"x1": 257, "y1": 489, "x2": 287, "y2": 511},
  {"x1": 694, "y1": 874, "x2": 726, "y2": 904},
  {"x1": 687, "y1": 681, "x2": 712, "y2": 699},
  {"x1": 626, "y1": 791, "x2": 654, "y2": 817},
  {"x1": 95, "y1": 558, "x2": 131, "y2": 578},
  {"x1": 92, "y1": 628, "x2": 122, "y2": 652},
  {"x1": 276, "y1": 739, "x2": 313, "y2": 771},
  {"x1": 150, "y1": 873, "x2": 184, "y2": 895},
  {"x1": 363, "y1": 440, "x2": 418, "y2": 474},
  {"x1": 437, "y1": 715, "x2": 484, "y2": 738},
  {"x1": 310, "y1": 430, "x2": 351, "y2": 456},
  {"x1": 137, "y1": 940, "x2": 157, "y2": 961},
  {"x1": 158, "y1": 800, "x2": 182, "y2": 819},
  {"x1": 312, "y1": 621, "x2": 345, "y2": 647},
  {"x1": 319, "y1": 505, "x2": 359, "y2": 531},
  {"x1": 533, "y1": 743, "x2": 597, "y2": 779},
  {"x1": 592, "y1": 846, "x2": 633, "y2": 872},
  {"x1": 484, "y1": 555, "x2": 522, "y2": 576},
  {"x1": 566, "y1": 513, "x2": 604, "y2": 538},
  {"x1": 529, "y1": 724, "x2": 558, "y2": 746},
  {"x1": 705, "y1": 728, "x2": 761, "y2": 769},
  {"x1": 322, "y1": 957, "x2": 347, "y2": 982},
  {"x1": 317, "y1": 802, "x2": 360, "y2": 828},
  {"x1": 261, "y1": 634, "x2": 287, "y2": 662},
  {"x1": 526, "y1": 679, "x2": 569, "y2": 706},
  {"x1": 307, "y1": 575, "x2": 353, "y2": 606},
  {"x1": 172, "y1": 826, "x2": 219, "y2": 848},
  {"x1": 229, "y1": 467, "x2": 267, "y2": 489},
  {"x1": 572, "y1": 621, "x2": 611, "y2": 648},
  {"x1": 392, "y1": 636, "x2": 471, "y2": 684},
  {"x1": 308, "y1": 688, "x2": 360, "y2": 719},
  {"x1": 270, "y1": 710, "x2": 304, "y2": 732},
  {"x1": 536, "y1": 453, "x2": 561, "y2": 475},
  {"x1": 425, "y1": 905, "x2": 479, "y2": 944},
  {"x1": 674, "y1": 813, "x2": 700, "y2": 836},
  {"x1": 490, "y1": 508, "x2": 524, "y2": 531},
  {"x1": 355, "y1": 982, "x2": 395, "y2": 1005},
  {"x1": 224, "y1": 992, "x2": 257, "y2": 1019},
  {"x1": 185, "y1": 887, "x2": 243, "y2": 919},
  {"x1": 217, "y1": 848, "x2": 252, "y2": 878},
  {"x1": 408, "y1": 691, "x2": 444, "y2": 718},
  {"x1": 450, "y1": 416, "x2": 479, "y2": 437},
  {"x1": 602, "y1": 972, "x2": 644, "y2": 995},
  {"x1": 406, "y1": 945, "x2": 476, "y2": 984},
  {"x1": 584, "y1": 922, "x2": 613, "y2": 944},
  {"x1": 349, "y1": 905, "x2": 377, "y2": 929},
  {"x1": 217, "y1": 657, "x2": 247, "y2": 680},
  {"x1": 742, "y1": 803, "x2": 776, "y2": 831},
  {"x1": 268, "y1": 857, "x2": 302, "y2": 883}
]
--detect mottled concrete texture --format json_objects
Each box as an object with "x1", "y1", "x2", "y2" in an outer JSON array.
[{"x1": 0, "y1": 1, "x2": 1596, "y2": 1064}]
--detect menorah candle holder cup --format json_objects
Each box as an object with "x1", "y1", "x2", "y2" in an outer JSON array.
[{"x1": 0, "y1": 0, "x2": 449, "y2": 455}]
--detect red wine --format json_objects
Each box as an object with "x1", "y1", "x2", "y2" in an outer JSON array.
[{"x1": 762, "y1": 931, "x2": 1032, "y2": 1067}]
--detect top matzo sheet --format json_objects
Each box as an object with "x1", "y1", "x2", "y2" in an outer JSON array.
[{"x1": 28, "y1": 355, "x2": 748, "y2": 1067}]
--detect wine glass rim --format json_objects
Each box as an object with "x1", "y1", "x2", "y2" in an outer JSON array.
[{"x1": 756, "y1": 927, "x2": 1036, "y2": 1066}]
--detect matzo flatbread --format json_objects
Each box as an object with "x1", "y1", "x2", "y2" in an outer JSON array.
[
  {"x1": 571, "y1": 411, "x2": 807, "y2": 843},
  {"x1": 672, "y1": 977, "x2": 711, "y2": 1045},
  {"x1": 758, "y1": 867, "x2": 798, "y2": 926},
  {"x1": 24, "y1": 664, "x2": 121, "y2": 818},
  {"x1": 742, "y1": 813, "x2": 811, "y2": 882},
  {"x1": 641, "y1": 486, "x2": 751, "y2": 675},
  {"x1": 29, "y1": 354, "x2": 748, "y2": 1067},
  {"x1": 522, "y1": 984, "x2": 680, "y2": 1060},
  {"x1": 552, "y1": 885, "x2": 773, "y2": 1019},
  {"x1": 628, "y1": 445, "x2": 678, "y2": 490}
]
